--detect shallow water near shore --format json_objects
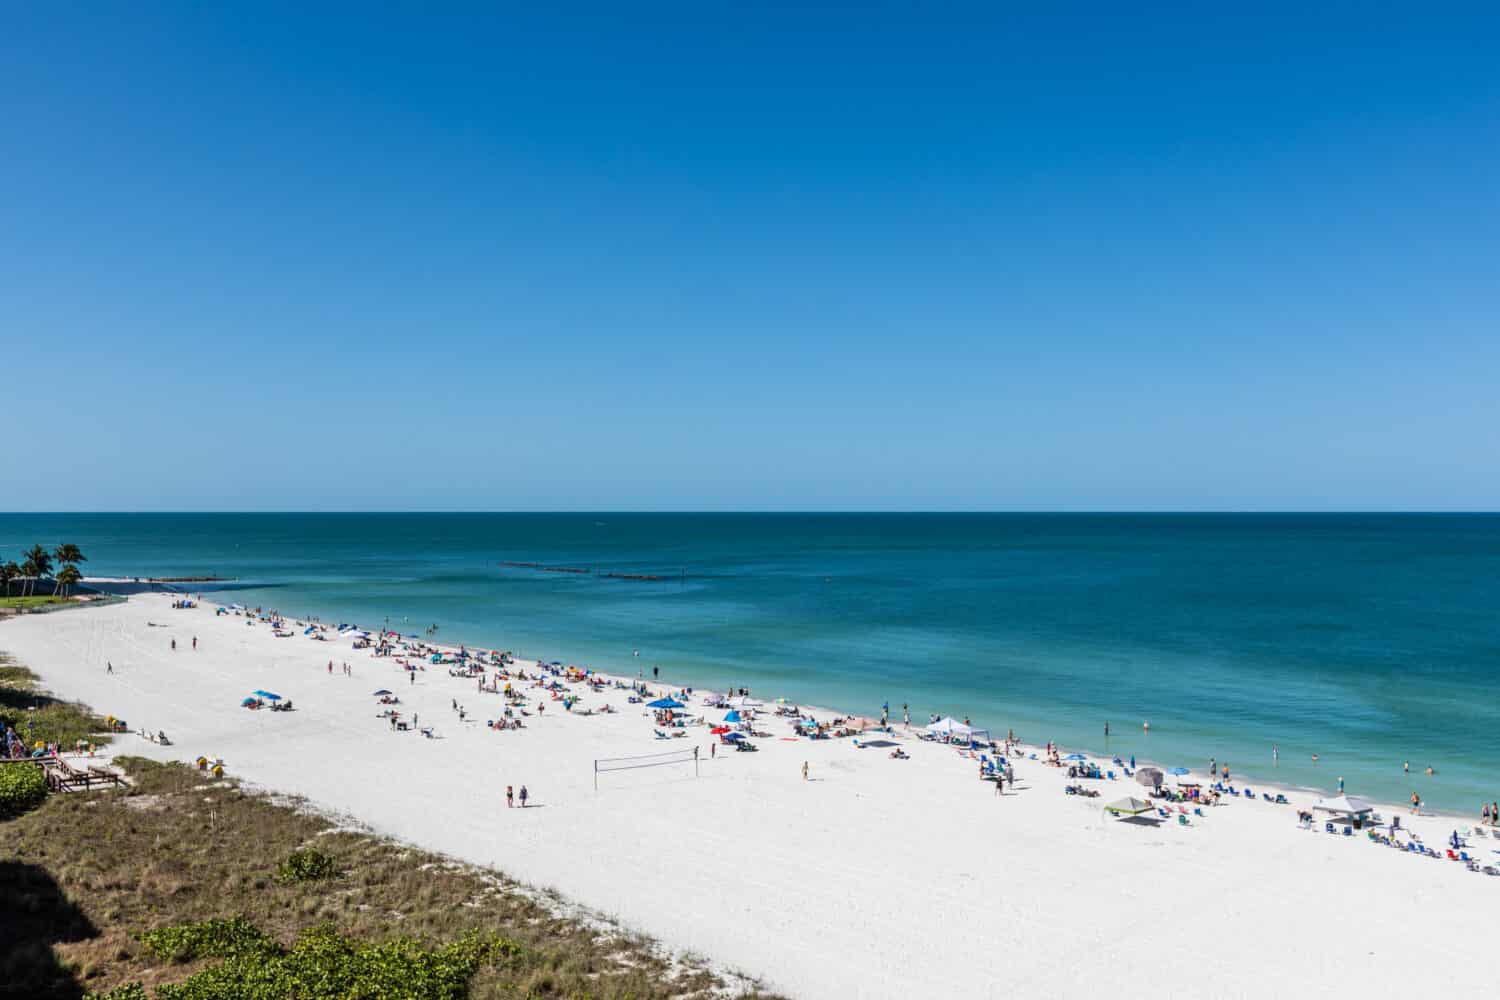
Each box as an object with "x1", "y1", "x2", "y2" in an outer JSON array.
[{"x1": 4, "y1": 512, "x2": 1498, "y2": 813}]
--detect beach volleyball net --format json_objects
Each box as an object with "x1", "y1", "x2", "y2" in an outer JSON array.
[{"x1": 593, "y1": 746, "x2": 699, "y2": 789}]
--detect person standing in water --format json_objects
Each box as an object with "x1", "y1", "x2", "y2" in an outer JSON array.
[{"x1": 801, "y1": 761, "x2": 809, "y2": 781}]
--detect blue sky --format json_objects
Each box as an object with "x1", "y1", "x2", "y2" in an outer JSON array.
[{"x1": 2, "y1": 4, "x2": 1497, "y2": 511}]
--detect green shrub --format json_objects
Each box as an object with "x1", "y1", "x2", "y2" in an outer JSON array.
[
  {"x1": 84, "y1": 984, "x2": 150, "y2": 1000},
  {"x1": 140, "y1": 916, "x2": 277, "y2": 963},
  {"x1": 275, "y1": 847, "x2": 339, "y2": 884},
  {"x1": 144, "y1": 920, "x2": 522, "y2": 1000},
  {"x1": 0, "y1": 761, "x2": 48, "y2": 818}
]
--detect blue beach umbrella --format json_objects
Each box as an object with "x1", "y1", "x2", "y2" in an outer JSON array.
[
  {"x1": 1168, "y1": 767, "x2": 1190, "y2": 776},
  {"x1": 1064, "y1": 753, "x2": 1087, "y2": 761},
  {"x1": 648, "y1": 698, "x2": 685, "y2": 709},
  {"x1": 723, "y1": 710, "x2": 743, "y2": 723},
  {"x1": 723, "y1": 732, "x2": 746, "y2": 741},
  {"x1": 372, "y1": 689, "x2": 393, "y2": 696},
  {"x1": 240, "y1": 697, "x2": 257, "y2": 706},
  {"x1": 253, "y1": 690, "x2": 282, "y2": 700}
]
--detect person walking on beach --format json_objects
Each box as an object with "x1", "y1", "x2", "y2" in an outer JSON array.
[
  {"x1": 171, "y1": 638, "x2": 176, "y2": 651},
  {"x1": 1210, "y1": 758, "x2": 1216, "y2": 783},
  {"x1": 192, "y1": 636, "x2": 197, "y2": 650},
  {"x1": 107, "y1": 662, "x2": 113, "y2": 675},
  {"x1": 801, "y1": 761, "x2": 809, "y2": 781},
  {"x1": 710, "y1": 742, "x2": 716, "y2": 759},
  {"x1": 1411, "y1": 792, "x2": 1421, "y2": 814},
  {"x1": 409, "y1": 670, "x2": 414, "y2": 686},
  {"x1": 903, "y1": 705, "x2": 910, "y2": 728},
  {"x1": 519, "y1": 785, "x2": 529, "y2": 808},
  {"x1": 1338, "y1": 776, "x2": 1345, "y2": 794},
  {"x1": 1222, "y1": 764, "x2": 1230, "y2": 784},
  {"x1": 506, "y1": 785, "x2": 514, "y2": 808}
]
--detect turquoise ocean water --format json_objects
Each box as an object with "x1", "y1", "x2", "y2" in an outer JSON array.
[{"x1": 2, "y1": 513, "x2": 1497, "y2": 813}]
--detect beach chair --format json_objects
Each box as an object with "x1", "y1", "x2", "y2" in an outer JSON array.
[
  {"x1": 1106, "y1": 771, "x2": 1116, "y2": 780},
  {"x1": 1194, "y1": 808, "x2": 1204, "y2": 817},
  {"x1": 1243, "y1": 787, "x2": 1254, "y2": 798},
  {"x1": 1157, "y1": 808, "x2": 1170, "y2": 819},
  {"x1": 1325, "y1": 822, "x2": 1336, "y2": 834},
  {"x1": 1262, "y1": 793, "x2": 1273, "y2": 802},
  {"x1": 1178, "y1": 814, "x2": 1190, "y2": 827},
  {"x1": 1342, "y1": 826, "x2": 1353, "y2": 836}
]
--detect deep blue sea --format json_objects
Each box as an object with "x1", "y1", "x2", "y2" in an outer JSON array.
[{"x1": 3, "y1": 513, "x2": 1497, "y2": 813}]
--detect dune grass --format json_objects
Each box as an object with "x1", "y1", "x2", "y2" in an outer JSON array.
[{"x1": 0, "y1": 658, "x2": 114, "y2": 751}]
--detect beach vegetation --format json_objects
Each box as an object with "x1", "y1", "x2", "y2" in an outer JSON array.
[
  {"x1": 0, "y1": 657, "x2": 112, "y2": 750},
  {"x1": 275, "y1": 846, "x2": 340, "y2": 884},
  {"x1": 1, "y1": 750, "x2": 780, "y2": 998},
  {"x1": 0, "y1": 560, "x2": 20, "y2": 596},
  {"x1": 0, "y1": 759, "x2": 48, "y2": 817},
  {"x1": 0, "y1": 594, "x2": 71, "y2": 609},
  {"x1": 21, "y1": 543, "x2": 53, "y2": 597},
  {"x1": 51, "y1": 543, "x2": 87, "y2": 596}
]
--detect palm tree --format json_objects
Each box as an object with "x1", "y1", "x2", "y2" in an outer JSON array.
[
  {"x1": 0, "y1": 561, "x2": 17, "y2": 597},
  {"x1": 51, "y1": 544, "x2": 86, "y2": 596},
  {"x1": 22, "y1": 544, "x2": 52, "y2": 597},
  {"x1": 55, "y1": 564, "x2": 83, "y2": 598}
]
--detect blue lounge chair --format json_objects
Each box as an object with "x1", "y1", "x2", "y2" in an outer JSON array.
[
  {"x1": 1325, "y1": 822, "x2": 1337, "y2": 834},
  {"x1": 1107, "y1": 771, "x2": 1116, "y2": 780},
  {"x1": 1342, "y1": 826, "x2": 1353, "y2": 836},
  {"x1": 1178, "y1": 814, "x2": 1190, "y2": 826}
]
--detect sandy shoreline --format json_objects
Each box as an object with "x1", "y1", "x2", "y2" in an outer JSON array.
[{"x1": 4, "y1": 594, "x2": 1496, "y2": 998}]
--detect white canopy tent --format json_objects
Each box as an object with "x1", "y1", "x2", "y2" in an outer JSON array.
[
  {"x1": 1313, "y1": 794, "x2": 1374, "y2": 816},
  {"x1": 925, "y1": 717, "x2": 990, "y2": 745}
]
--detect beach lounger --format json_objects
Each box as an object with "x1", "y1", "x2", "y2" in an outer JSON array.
[
  {"x1": 1193, "y1": 808, "x2": 1204, "y2": 817},
  {"x1": 1107, "y1": 771, "x2": 1115, "y2": 780},
  {"x1": 1342, "y1": 826, "x2": 1353, "y2": 836},
  {"x1": 1325, "y1": 822, "x2": 1337, "y2": 834},
  {"x1": 1178, "y1": 814, "x2": 1190, "y2": 826}
]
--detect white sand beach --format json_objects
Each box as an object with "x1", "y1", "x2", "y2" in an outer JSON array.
[{"x1": 3, "y1": 595, "x2": 1495, "y2": 998}]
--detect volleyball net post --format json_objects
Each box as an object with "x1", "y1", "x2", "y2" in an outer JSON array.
[{"x1": 594, "y1": 745, "x2": 700, "y2": 790}]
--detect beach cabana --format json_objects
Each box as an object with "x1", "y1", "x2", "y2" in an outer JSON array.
[
  {"x1": 723, "y1": 710, "x2": 743, "y2": 723},
  {"x1": 1104, "y1": 797, "x2": 1155, "y2": 817},
  {"x1": 926, "y1": 717, "x2": 971, "y2": 738}
]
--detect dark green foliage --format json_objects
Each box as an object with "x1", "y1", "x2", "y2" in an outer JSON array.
[
  {"x1": 124, "y1": 920, "x2": 521, "y2": 1000},
  {"x1": 275, "y1": 847, "x2": 339, "y2": 884},
  {"x1": 85, "y1": 985, "x2": 150, "y2": 1000},
  {"x1": 0, "y1": 761, "x2": 48, "y2": 818},
  {"x1": 140, "y1": 916, "x2": 276, "y2": 962}
]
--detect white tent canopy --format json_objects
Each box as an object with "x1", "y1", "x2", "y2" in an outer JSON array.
[
  {"x1": 925, "y1": 717, "x2": 991, "y2": 744},
  {"x1": 1313, "y1": 795, "x2": 1374, "y2": 815},
  {"x1": 926, "y1": 717, "x2": 972, "y2": 737}
]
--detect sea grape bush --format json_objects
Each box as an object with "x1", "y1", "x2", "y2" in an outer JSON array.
[
  {"x1": 0, "y1": 762, "x2": 48, "y2": 818},
  {"x1": 116, "y1": 919, "x2": 522, "y2": 999},
  {"x1": 275, "y1": 846, "x2": 339, "y2": 884},
  {"x1": 140, "y1": 916, "x2": 276, "y2": 962}
]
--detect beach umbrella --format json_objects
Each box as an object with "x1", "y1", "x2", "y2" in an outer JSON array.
[
  {"x1": 723, "y1": 710, "x2": 743, "y2": 723},
  {"x1": 647, "y1": 698, "x2": 685, "y2": 709},
  {"x1": 254, "y1": 691, "x2": 283, "y2": 701},
  {"x1": 723, "y1": 732, "x2": 746, "y2": 741},
  {"x1": 241, "y1": 697, "x2": 257, "y2": 706},
  {"x1": 1168, "y1": 767, "x2": 1190, "y2": 776},
  {"x1": 710, "y1": 726, "x2": 731, "y2": 735},
  {"x1": 1064, "y1": 753, "x2": 1087, "y2": 761},
  {"x1": 1135, "y1": 767, "x2": 1165, "y2": 788},
  {"x1": 372, "y1": 689, "x2": 393, "y2": 696},
  {"x1": 1104, "y1": 797, "x2": 1155, "y2": 816}
]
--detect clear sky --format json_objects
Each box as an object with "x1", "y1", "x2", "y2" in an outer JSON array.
[{"x1": 3, "y1": 4, "x2": 1497, "y2": 511}]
